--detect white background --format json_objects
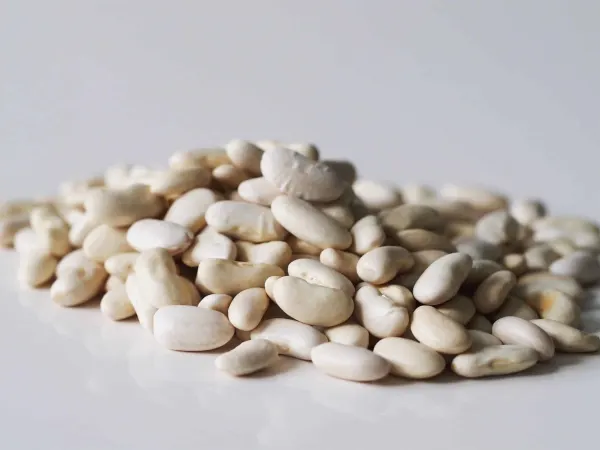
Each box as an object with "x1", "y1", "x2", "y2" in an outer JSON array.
[{"x1": 1, "y1": 2, "x2": 600, "y2": 450}]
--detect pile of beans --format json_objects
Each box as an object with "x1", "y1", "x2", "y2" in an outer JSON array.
[{"x1": 1, "y1": 140, "x2": 599, "y2": 382}]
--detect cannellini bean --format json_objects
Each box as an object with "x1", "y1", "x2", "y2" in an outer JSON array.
[
  {"x1": 182, "y1": 227, "x2": 237, "y2": 267},
  {"x1": 126, "y1": 219, "x2": 193, "y2": 255},
  {"x1": 324, "y1": 323, "x2": 369, "y2": 348},
  {"x1": 514, "y1": 272, "x2": 584, "y2": 302},
  {"x1": 413, "y1": 253, "x2": 472, "y2": 305},
  {"x1": 228, "y1": 288, "x2": 270, "y2": 331},
  {"x1": 510, "y1": 199, "x2": 546, "y2": 226},
  {"x1": 84, "y1": 184, "x2": 165, "y2": 227},
  {"x1": 30, "y1": 207, "x2": 70, "y2": 257},
  {"x1": 125, "y1": 274, "x2": 157, "y2": 331},
  {"x1": 271, "y1": 196, "x2": 352, "y2": 250},
  {"x1": 13, "y1": 227, "x2": 40, "y2": 253},
  {"x1": 467, "y1": 313, "x2": 494, "y2": 333},
  {"x1": 373, "y1": 337, "x2": 446, "y2": 379},
  {"x1": 378, "y1": 204, "x2": 442, "y2": 233},
  {"x1": 100, "y1": 285, "x2": 135, "y2": 321},
  {"x1": 168, "y1": 148, "x2": 230, "y2": 170},
  {"x1": 531, "y1": 216, "x2": 598, "y2": 234},
  {"x1": 212, "y1": 164, "x2": 250, "y2": 190},
  {"x1": 17, "y1": 249, "x2": 57, "y2": 287},
  {"x1": 464, "y1": 259, "x2": 503, "y2": 287},
  {"x1": 467, "y1": 330, "x2": 502, "y2": 351},
  {"x1": 68, "y1": 213, "x2": 99, "y2": 247},
  {"x1": 319, "y1": 248, "x2": 360, "y2": 283},
  {"x1": 548, "y1": 238, "x2": 578, "y2": 257},
  {"x1": 354, "y1": 285, "x2": 410, "y2": 338},
  {"x1": 272, "y1": 276, "x2": 354, "y2": 327},
  {"x1": 549, "y1": 250, "x2": 600, "y2": 285},
  {"x1": 288, "y1": 258, "x2": 355, "y2": 296},
  {"x1": 260, "y1": 147, "x2": 344, "y2": 202},
  {"x1": 196, "y1": 259, "x2": 284, "y2": 295},
  {"x1": 286, "y1": 235, "x2": 322, "y2": 256},
  {"x1": 235, "y1": 241, "x2": 292, "y2": 268},
  {"x1": 492, "y1": 316, "x2": 555, "y2": 361},
  {"x1": 531, "y1": 319, "x2": 600, "y2": 353},
  {"x1": 205, "y1": 201, "x2": 287, "y2": 243},
  {"x1": 105, "y1": 275, "x2": 124, "y2": 292},
  {"x1": 400, "y1": 184, "x2": 437, "y2": 204},
  {"x1": 444, "y1": 221, "x2": 476, "y2": 240},
  {"x1": 311, "y1": 343, "x2": 390, "y2": 382},
  {"x1": 250, "y1": 318, "x2": 328, "y2": 361},
  {"x1": 153, "y1": 305, "x2": 234, "y2": 351},
  {"x1": 394, "y1": 250, "x2": 447, "y2": 288},
  {"x1": 395, "y1": 229, "x2": 455, "y2": 253},
  {"x1": 435, "y1": 295, "x2": 476, "y2": 325},
  {"x1": 264, "y1": 275, "x2": 280, "y2": 299},
  {"x1": 51, "y1": 255, "x2": 107, "y2": 307},
  {"x1": 350, "y1": 215, "x2": 386, "y2": 255},
  {"x1": 451, "y1": 345, "x2": 538, "y2": 378},
  {"x1": 237, "y1": 177, "x2": 281, "y2": 206},
  {"x1": 225, "y1": 139, "x2": 264, "y2": 175},
  {"x1": 0, "y1": 214, "x2": 30, "y2": 247},
  {"x1": 475, "y1": 211, "x2": 519, "y2": 246},
  {"x1": 164, "y1": 188, "x2": 221, "y2": 233},
  {"x1": 150, "y1": 167, "x2": 211, "y2": 198},
  {"x1": 503, "y1": 253, "x2": 527, "y2": 276},
  {"x1": 356, "y1": 246, "x2": 414, "y2": 285},
  {"x1": 83, "y1": 225, "x2": 132, "y2": 262},
  {"x1": 492, "y1": 295, "x2": 538, "y2": 321},
  {"x1": 104, "y1": 252, "x2": 138, "y2": 281},
  {"x1": 352, "y1": 180, "x2": 402, "y2": 211},
  {"x1": 524, "y1": 245, "x2": 561, "y2": 271},
  {"x1": 198, "y1": 294, "x2": 233, "y2": 315},
  {"x1": 439, "y1": 185, "x2": 507, "y2": 213},
  {"x1": 523, "y1": 289, "x2": 580, "y2": 326},
  {"x1": 215, "y1": 339, "x2": 279, "y2": 376},
  {"x1": 316, "y1": 203, "x2": 354, "y2": 229},
  {"x1": 376, "y1": 284, "x2": 416, "y2": 311},
  {"x1": 473, "y1": 270, "x2": 516, "y2": 314},
  {"x1": 411, "y1": 305, "x2": 471, "y2": 354},
  {"x1": 454, "y1": 237, "x2": 502, "y2": 261}
]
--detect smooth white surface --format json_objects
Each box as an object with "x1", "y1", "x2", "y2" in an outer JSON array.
[{"x1": 2, "y1": 2, "x2": 600, "y2": 449}]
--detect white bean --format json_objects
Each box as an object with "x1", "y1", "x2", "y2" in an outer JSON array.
[
  {"x1": 319, "y1": 248, "x2": 360, "y2": 283},
  {"x1": 523, "y1": 289, "x2": 580, "y2": 326},
  {"x1": 356, "y1": 246, "x2": 414, "y2": 285},
  {"x1": 473, "y1": 270, "x2": 516, "y2": 314},
  {"x1": 410, "y1": 305, "x2": 472, "y2": 354},
  {"x1": 451, "y1": 345, "x2": 538, "y2": 378},
  {"x1": 225, "y1": 139, "x2": 264, "y2": 175},
  {"x1": 436, "y1": 295, "x2": 476, "y2": 325},
  {"x1": 373, "y1": 337, "x2": 446, "y2": 379},
  {"x1": 395, "y1": 229, "x2": 455, "y2": 252},
  {"x1": 150, "y1": 167, "x2": 212, "y2": 199},
  {"x1": 354, "y1": 285, "x2": 410, "y2": 338},
  {"x1": 531, "y1": 319, "x2": 600, "y2": 353},
  {"x1": 198, "y1": 294, "x2": 233, "y2": 315},
  {"x1": 215, "y1": 339, "x2": 279, "y2": 376},
  {"x1": 83, "y1": 225, "x2": 132, "y2": 262},
  {"x1": 126, "y1": 219, "x2": 193, "y2": 255},
  {"x1": 352, "y1": 179, "x2": 402, "y2": 211},
  {"x1": 549, "y1": 250, "x2": 600, "y2": 285},
  {"x1": 324, "y1": 323, "x2": 369, "y2": 348},
  {"x1": 237, "y1": 177, "x2": 281, "y2": 206},
  {"x1": 104, "y1": 252, "x2": 138, "y2": 281},
  {"x1": 288, "y1": 258, "x2": 355, "y2": 296},
  {"x1": 100, "y1": 285, "x2": 135, "y2": 321},
  {"x1": 196, "y1": 259, "x2": 284, "y2": 295},
  {"x1": 311, "y1": 343, "x2": 390, "y2": 382},
  {"x1": 492, "y1": 316, "x2": 555, "y2": 361},
  {"x1": 182, "y1": 227, "x2": 237, "y2": 267},
  {"x1": 475, "y1": 211, "x2": 519, "y2": 245},
  {"x1": 378, "y1": 204, "x2": 442, "y2": 233},
  {"x1": 228, "y1": 288, "x2": 270, "y2": 331},
  {"x1": 163, "y1": 188, "x2": 221, "y2": 233},
  {"x1": 413, "y1": 253, "x2": 472, "y2": 305},
  {"x1": 235, "y1": 241, "x2": 292, "y2": 268},
  {"x1": 17, "y1": 249, "x2": 57, "y2": 288}
]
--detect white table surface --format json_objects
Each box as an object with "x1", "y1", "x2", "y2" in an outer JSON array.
[{"x1": 2, "y1": 2, "x2": 600, "y2": 449}]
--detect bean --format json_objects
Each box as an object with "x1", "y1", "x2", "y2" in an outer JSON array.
[
  {"x1": 237, "y1": 177, "x2": 281, "y2": 206},
  {"x1": 378, "y1": 204, "x2": 442, "y2": 233},
  {"x1": 356, "y1": 246, "x2": 414, "y2": 285},
  {"x1": 225, "y1": 139, "x2": 264, "y2": 175},
  {"x1": 236, "y1": 241, "x2": 291, "y2": 268},
  {"x1": 198, "y1": 294, "x2": 233, "y2": 315},
  {"x1": 164, "y1": 188, "x2": 222, "y2": 233},
  {"x1": 413, "y1": 253, "x2": 472, "y2": 305},
  {"x1": 451, "y1": 345, "x2": 538, "y2": 378},
  {"x1": 394, "y1": 250, "x2": 447, "y2": 289},
  {"x1": 549, "y1": 250, "x2": 600, "y2": 285},
  {"x1": 531, "y1": 319, "x2": 600, "y2": 353},
  {"x1": 354, "y1": 285, "x2": 410, "y2": 338},
  {"x1": 439, "y1": 185, "x2": 507, "y2": 213},
  {"x1": 352, "y1": 179, "x2": 402, "y2": 211},
  {"x1": 100, "y1": 285, "x2": 135, "y2": 321},
  {"x1": 411, "y1": 306, "x2": 471, "y2": 354},
  {"x1": 150, "y1": 167, "x2": 212, "y2": 199},
  {"x1": 492, "y1": 295, "x2": 538, "y2": 322},
  {"x1": 475, "y1": 211, "x2": 519, "y2": 246},
  {"x1": 510, "y1": 199, "x2": 546, "y2": 226},
  {"x1": 395, "y1": 229, "x2": 455, "y2": 252},
  {"x1": 324, "y1": 323, "x2": 370, "y2": 348},
  {"x1": 467, "y1": 330, "x2": 502, "y2": 351},
  {"x1": 492, "y1": 316, "x2": 555, "y2": 361},
  {"x1": 350, "y1": 215, "x2": 386, "y2": 255},
  {"x1": 467, "y1": 313, "x2": 494, "y2": 334},
  {"x1": 288, "y1": 258, "x2": 355, "y2": 296},
  {"x1": 373, "y1": 337, "x2": 446, "y2": 379},
  {"x1": 524, "y1": 289, "x2": 580, "y2": 326},
  {"x1": 311, "y1": 343, "x2": 390, "y2": 382},
  {"x1": 473, "y1": 270, "x2": 516, "y2": 314},
  {"x1": 319, "y1": 248, "x2": 360, "y2": 283},
  {"x1": 228, "y1": 288, "x2": 270, "y2": 331},
  {"x1": 196, "y1": 259, "x2": 283, "y2": 295},
  {"x1": 216, "y1": 339, "x2": 279, "y2": 376},
  {"x1": 436, "y1": 295, "x2": 476, "y2": 325},
  {"x1": 182, "y1": 227, "x2": 237, "y2": 267}
]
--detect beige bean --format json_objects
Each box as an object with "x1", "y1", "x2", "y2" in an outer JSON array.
[
  {"x1": 531, "y1": 216, "x2": 599, "y2": 234},
  {"x1": 467, "y1": 330, "x2": 502, "y2": 351},
  {"x1": 436, "y1": 295, "x2": 476, "y2": 325},
  {"x1": 467, "y1": 313, "x2": 493, "y2": 334},
  {"x1": 17, "y1": 250, "x2": 57, "y2": 287},
  {"x1": 235, "y1": 241, "x2": 291, "y2": 268},
  {"x1": 531, "y1": 319, "x2": 600, "y2": 353},
  {"x1": 272, "y1": 276, "x2": 354, "y2": 327},
  {"x1": 548, "y1": 237, "x2": 578, "y2": 257},
  {"x1": 126, "y1": 219, "x2": 193, "y2": 255},
  {"x1": 264, "y1": 275, "x2": 281, "y2": 299},
  {"x1": 163, "y1": 188, "x2": 222, "y2": 233},
  {"x1": 316, "y1": 203, "x2": 354, "y2": 229},
  {"x1": 350, "y1": 215, "x2": 386, "y2": 255},
  {"x1": 0, "y1": 214, "x2": 30, "y2": 247},
  {"x1": 271, "y1": 196, "x2": 352, "y2": 250},
  {"x1": 439, "y1": 184, "x2": 507, "y2": 212},
  {"x1": 13, "y1": 227, "x2": 40, "y2": 253},
  {"x1": 352, "y1": 179, "x2": 402, "y2": 211},
  {"x1": 549, "y1": 250, "x2": 600, "y2": 285},
  {"x1": 104, "y1": 252, "x2": 139, "y2": 281},
  {"x1": 354, "y1": 285, "x2": 410, "y2": 338},
  {"x1": 0, "y1": 199, "x2": 40, "y2": 219},
  {"x1": 100, "y1": 285, "x2": 135, "y2": 321},
  {"x1": 30, "y1": 207, "x2": 70, "y2": 257},
  {"x1": 373, "y1": 337, "x2": 446, "y2": 379},
  {"x1": 250, "y1": 318, "x2": 328, "y2": 360},
  {"x1": 451, "y1": 345, "x2": 538, "y2": 378},
  {"x1": 85, "y1": 184, "x2": 165, "y2": 227},
  {"x1": 411, "y1": 306, "x2": 471, "y2": 354},
  {"x1": 514, "y1": 272, "x2": 584, "y2": 301},
  {"x1": 356, "y1": 246, "x2": 414, "y2": 285},
  {"x1": 311, "y1": 343, "x2": 390, "y2": 382},
  {"x1": 523, "y1": 289, "x2": 580, "y2": 326},
  {"x1": 454, "y1": 236, "x2": 502, "y2": 261},
  {"x1": 524, "y1": 244, "x2": 561, "y2": 271},
  {"x1": 260, "y1": 147, "x2": 344, "y2": 202},
  {"x1": 376, "y1": 284, "x2": 416, "y2": 311},
  {"x1": 237, "y1": 177, "x2": 281, "y2": 206},
  {"x1": 55, "y1": 249, "x2": 87, "y2": 277},
  {"x1": 154, "y1": 305, "x2": 234, "y2": 351},
  {"x1": 378, "y1": 204, "x2": 442, "y2": 233},
  {"x1": 288, "y1": 258, "x2": 355, "y2": 296},
  {"x1": 51, "y1": 255, "x2": 107, "y2": 307},
  {"x1": 125, "y1": 274, "x2": 157, "y2": 331},
  {"x1": 423, "y1": 199, "x2": 482, "y2": 222},
  {"x1": 324, "y1": 323, "x2": 369, "y2": 348},
  {"x1": 168, "y1": 148, "x2": 230, "y2": 170},
  {"x1": 399, "y1": 184, "x2": 437, "y2": 204},
  {"x1": 395, "y1": 229, "x2": 455, "y2": 252},
  {"x1": 198, "y1": 294, "x2": 233, "y2": 315},
  {"x1": 196, "y1": 259, "x2": 284, "y2": 295},
  {"x1": 464, "y1": 259, "x2": 503, "y2": 287},
  {"x1": 216, "y1": 339, "x2": 279, "y2": 376},
  {"x1": 212, "y1": 164, "x2": 250, "y2": 190},
  {"x1": 105, "y1": 275, "x2": 125, "y2": 291},
  {"x1": 228, "y1": 288, "x2": 270, "y2": 331},
  {"x1": 503, "y1": 253, "x2": 527, "y2": 276},
  {"x1": 68, "y1": 213, "x2": 99, "y2": 247},
  {"x1": 206, "y1": 201, "x2": 287, "y2": 243},
  {"x1": 510, "y1": 199, "x2": 546, "y2": 226},
  {"x1": 224, "y1": 139, "x2": 263, "y2": 175},
  {"x1": 394, "y1": 250, "x2": 447, "y2": 289},
  {"x1": 413, "y1": 253, "x2": 472, "y2": 305},
  {"x1": 286, "y1": 235, "x2": 322, "y2": 256},
  {"x1": 83, "y1": 225, "x2": 132, "y2": 263},
  {"x1": 150, "y1": 167, "x2": 212, "y2": 199},
  {"x1": 319, "y1": 248, "x2": 359, "y2": 283},
  {"x1": 492, "y1": 295, "x2": 538, "y2": 321},
  {"x1": 182, "y1": 227, "x2": 237, "y2": 267},
  {"x1": 492, "y1": 316, "x2": 555, "y2": 361},
  {"x1": 473, "y1": 270, "x2": 516, "y2": 314},
  {"x1": 475, "y1": 211, "x2": 519, "y2": 245},
  {"x1": 59, "y1": 177, "x2": 105, "y2": 207},
  {"x1": 444, "y1": 221, "x2": 476, "y2": 240}
]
